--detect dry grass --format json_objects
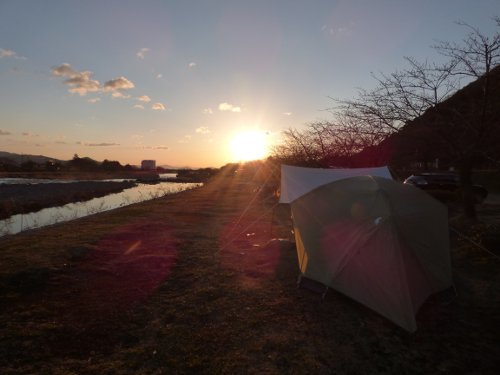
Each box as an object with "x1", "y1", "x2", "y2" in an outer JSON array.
[{"x1": 0, "y1": 162, "x2": 499, "y2": 374}]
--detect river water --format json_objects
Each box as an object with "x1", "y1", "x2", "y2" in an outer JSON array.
[{"x1": 0, "y1": 180, "x2": 201, "y2": 237}]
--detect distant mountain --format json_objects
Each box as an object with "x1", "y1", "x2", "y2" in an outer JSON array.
[
  {"x1": 0, "y1": 151, "x2": 205, "y2": 170},
  {"x1": 158, "y1": 164, "x2": 193, "y2": 170},
  {"x1": 0, "y1": 151, "x2": 67, "y2": 165}
]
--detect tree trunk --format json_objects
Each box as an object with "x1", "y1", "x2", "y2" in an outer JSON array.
[{"x1": 458, "y1": 159, "x2": 477, "y2": 220}]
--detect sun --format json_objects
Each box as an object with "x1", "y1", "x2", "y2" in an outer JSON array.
[{"x1": 230, "y1": 131, "x2": 268, "y2": 162}]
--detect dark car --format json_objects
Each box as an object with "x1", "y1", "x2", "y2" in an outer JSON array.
[{"x1": 403, "y1": 172, "x2": 488, "y2": 203}]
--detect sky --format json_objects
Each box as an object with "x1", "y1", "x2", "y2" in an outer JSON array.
[{"x1": 0, "y1": 0, "x2": 499, "y2": 168}]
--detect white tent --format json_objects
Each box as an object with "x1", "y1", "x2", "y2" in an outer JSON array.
[
  {"x1": 279, "y1": 164, "x2": 393, "y2": 203},
  {"x1": 280, "y1": 166, "x2": 452, "y2": 332}
]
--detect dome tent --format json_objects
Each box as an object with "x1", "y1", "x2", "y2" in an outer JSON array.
[
  {"x1": 279, "y1": 164, "x2": 393, "y2": 204},
  {"x1": 289, "y1": 175, "x2": 453, "y2": 332}
]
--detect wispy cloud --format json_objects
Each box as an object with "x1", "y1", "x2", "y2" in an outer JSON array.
[
  {"x1": 136, "y1": 48, "x2": 150, "y2": 59},
  {"x1": 133, "y1": 104, "x2": 145, "y2": 110},
  {"x1": 54, "y1": 135, "x2": 67, "y2": 144},
  {"x1": 196, "y1": 126, "x2": 210, "y2": 134},
  {"x1": 22, "y1": 132, "x2": 40, "y2": 137},
  {"x1": 0, "y1": 48, "x2": 25, "y2": 59},
  {"x1": 111, "y1": 91, "x2": 131, "y2": 99},
  {"x1": 156, "y1": 73, "x2": 163, "y2": 79},
  {"x1": 177, "y1": 135, "x2": 192, "y2": 144},
  {"x1": 188, "y1": 62, "x2": 197, "y2": 68},
  {"x1": 137, "y1": 95, "x2": 151, "y2": 102},
  {"x1": 140, "y1": 145, "x2": 169, "y2": 150},
  {"x1": 86, "y1": 142, "x2": 120, "y2": 147},
  {"x1": 0, "y1": 129, "x2": 12, "y2": 135},
  {"x1": 76, "y1": 141, "x2": 119, "y2": 147},
  {"x1": 152, "y1": 102, "x2": 166, "y2": 111},
  {"x1": 321, "y1": 23, "x2": 353, "y2": 38},
  {"x1": 88, "y1": 97, "x2": 101, "y2": 103},
  {"x1": 202, "y1": 108, "x2": 213, "y2": 115},
  {"x1": 219, "y1": 102, "x2": 241, "y2": 113},
  {"x1": 283, "y1": 112, "x2": 293, "y2": 116}
]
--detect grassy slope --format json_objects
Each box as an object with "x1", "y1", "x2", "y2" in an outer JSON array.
[{"x1": 0, "y1": 163, "x2": 499, "y2": 374}]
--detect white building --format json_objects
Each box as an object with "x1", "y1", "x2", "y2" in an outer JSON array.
[{"x1": 141, "y1": 160, "x2": 156, "y2": 170}]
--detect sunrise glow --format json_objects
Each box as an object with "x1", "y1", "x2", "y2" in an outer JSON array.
[{"x1": 230, "y1": 131, "x2": 268, "y2": 162}]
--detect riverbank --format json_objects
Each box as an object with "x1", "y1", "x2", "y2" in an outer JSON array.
[
  {"x1": 0, "y1": 162, "x2": 499, "y2": 374},
  {"x1": 0, "y1": 180, "x2": 137, "y2": 220}
]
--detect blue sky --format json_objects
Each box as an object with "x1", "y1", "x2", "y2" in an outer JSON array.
[{"x1": 0, "y1": 0, "x2": 499, "y2": 167}]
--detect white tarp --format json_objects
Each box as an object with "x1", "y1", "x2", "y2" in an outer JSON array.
[{"x1": 279, "y1": 164, "x2": 393, "y2": 203}]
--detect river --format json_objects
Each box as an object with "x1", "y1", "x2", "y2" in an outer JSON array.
[{"x1": 0, "y1": 180, "x2": 201, "y2": 237}]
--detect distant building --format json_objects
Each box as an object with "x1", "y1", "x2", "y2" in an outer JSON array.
[{"x1": 141, "y1": 160, "x2": 156, "y2": 170}]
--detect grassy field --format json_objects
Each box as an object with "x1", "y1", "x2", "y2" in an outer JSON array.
[{"x1": 0, "y1": 162, "x2": 499, "y2": 374}]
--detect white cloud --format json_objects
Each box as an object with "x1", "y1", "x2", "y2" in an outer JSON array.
[
  {"x1": 152, "y1": 102, "x2": 166, "y2": 111},
  {"x1": 52, "y1": 63, "x2": 77, "y2": 77},
  {"x1": 136, "y1": 48, "x2": 150, "y2": 59},
  {"x1": 133, "y1": 104, "x2": 145, "y2": 110},
  {"x1": 283, "y1": 112, "x2": 293, "y2": 116},
  {"x1": 219, "y1": 102, "x2": 241, "y2": 113},
  {"x1": 52, "y1": 63, "x2": 101, "y2": 96},
  {"x1": 202, "y1": 108, "x2": 213, "y2": 115},
  {"x1": 137, "y1": 95, "x2": 151, "y2": 102},
  {"x1": 88, "y1": 97, "x2": 100, "y2": 103},
  {"x1": 52, "y1": 64, "x2": 135, "y2": 98},
  {"x1": 111, "y1": 91, "x2": 131, "y2": 99},
  {"x1": 0, "y1": 129, "x2": 12, "y2": 135},
  {"x1": 104, "y1": 76, "x2": 135, "y2": 91},
  {"x1": 196, "y1": 126, "x2": 210, "y2": 134},
  {"x1": 0, "y1": 48, "x2": 16, "y2": 58},
  {"x1": 188, "y1": 62, "x2": 196, "y2": 68},
  {"x1": 0, "y1": 48, "x2": 25, "y2": 59},
  {"x1": 156, "y1": 73, "x2": 163, "y2": 79}
]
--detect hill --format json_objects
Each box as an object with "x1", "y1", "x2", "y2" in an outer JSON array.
[
  {"x1": 0, "y1": 151, "x2": 67, "y2": 166},
  {"x1": 352, "y1": 64, "x2": 500, "y2": 170}
]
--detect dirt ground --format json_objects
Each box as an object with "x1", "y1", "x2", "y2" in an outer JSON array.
[{"x1": 0, "y1": 162, "x2": 499, "y2": 374}]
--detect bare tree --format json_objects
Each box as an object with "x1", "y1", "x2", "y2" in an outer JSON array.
[
  {"x1": 329, "y1": 19, "x2": 500, "y2": 219},
  {"x1": 274, "y1": 19, "x2": 499, "y2": 219},
  {"x1": 272, "y1": 114, "x2": 387, "y2": 168},
  {"x1": 428, "y1": 19, "x2": 500, "y2": 219},
  {"x1": 330, "y1": 57, "x2": 459, "y2": 139}
]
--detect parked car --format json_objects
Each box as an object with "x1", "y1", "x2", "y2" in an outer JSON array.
[{"x1": 403, "y1": 172, "x2": 488, "y2": 203}]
